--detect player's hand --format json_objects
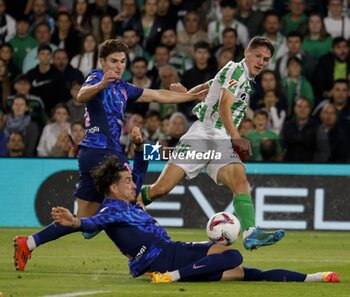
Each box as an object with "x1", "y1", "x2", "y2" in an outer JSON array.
[
  {"x1": 136, "y1": 193, "x2": 147, "y2": 211},
  {"x1": 170, "y1": 83, "x2": 188, "y2": 93},
  {"x1": 232, "y1": 137, "x2": 252, "y2": 156},
  {"x1": 51, "y1": 207, "x2": 74, "y2": 226},
  {"x1": 131, "y1": 127, "x2": 144, "y2": 151},
  {"x1": 100, "y1": 70, "x2": 118, "y2": 89},
  {"x1": 194, "y1": 89, "x2": 209, "y2": 101}
]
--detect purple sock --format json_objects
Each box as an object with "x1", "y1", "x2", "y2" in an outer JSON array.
[
  {"x1": 243, "y1": 267, "x2": 306, "y2": 282},
  {"x1": 178, "y1": 250, "x2": 243, "y2": 281},
  {"x1": 33, "y1": 223, "x2": 76, "y2": 247}
]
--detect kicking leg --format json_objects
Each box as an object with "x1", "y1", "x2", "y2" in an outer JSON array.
[
  {"x1": 141, "y1": 163, "x2": 185, "y2": 205},
  {"x1": 217, "y1": 163, "x2": 284, "y2": 250}
]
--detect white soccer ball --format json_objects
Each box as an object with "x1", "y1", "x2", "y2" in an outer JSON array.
[{"x1": 206, "y1": 212, "x2": 241, "y2": 246}]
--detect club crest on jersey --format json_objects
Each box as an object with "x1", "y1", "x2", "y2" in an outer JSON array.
[{"x1": 228, "y1": 79, "x2": 238, "y2": 88}]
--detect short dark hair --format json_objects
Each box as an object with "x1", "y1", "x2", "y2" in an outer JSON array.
[
  {"x1": 287, "y1": 56, "x2": 301, "y2": 66},
  {"x1": 145, "y1": 109, "x2": 161, "y2": 119},
  {"x1": 194, "y1": 40, "x2": 210, "y2": 52},
  {"x1": 132, "y1": 56, "x2": 147, "y2": 66},
  {"x1": 13, "y1": 94, "x2": 28, "y2": 104},
  {"x1": 333, "y1": 79, "x2": 349, "y2": 88},
  {"x1": 247, "y1": 36, "x2": 274, "y2": 57},
  {"x1": 37, "y1": 44, "x2": 52, "y2": 54},
  {"x1": 98, "y1": 39, "x2": 129, "y2": 59},
  {"x1": 91, "y1": 155, "x2": 128, "y2": 195},
  {"x1": 263, "y1": 10, "x2": 281, "y2": 22},
  {"x1": 332, "y1": 37, "x2": 347, "y2": 47},
  {"x1": 14, "y1": 74, "x2": 30, "y2": 84},
  {"x1": 222, "y1": 27, "x2": 237, "y2": 38},
  {"x1": 254, "y1": 109, "x2": 269, "y2": 119},
  {"x1": 220, "y1": 0, "x2": 236, "y2": 9},
  {"x1": 287, "y1": 31, "x2": 303, "y2": 41}
]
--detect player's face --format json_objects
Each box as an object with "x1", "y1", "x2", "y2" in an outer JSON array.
[
  {"x1": 100, "y1": 52, "x2": 127, "y2": 80},
  {"x1": 113, "y1": 171, "x2": 137, "y2": 202},
  {"x1": 245, "y1": 46, "x2": 271, "y2": 78}
]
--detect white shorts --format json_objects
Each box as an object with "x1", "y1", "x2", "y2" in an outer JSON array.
[{"x1": 167, "y1": 121, "x2": 244, "y2": 184}]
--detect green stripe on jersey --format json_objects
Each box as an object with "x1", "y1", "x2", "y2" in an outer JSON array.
[
  {"x1": 210, "y1": 102, "x2": 219, "y2": 118},
  {"x1": 198, "y1": 104, "x2": 208, "y2": 122},
  {"x1": 218, "y1": 63, "x2": 231, "y2": 86}
]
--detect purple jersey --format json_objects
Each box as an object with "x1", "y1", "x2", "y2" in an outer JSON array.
[{"x1": 80, "y1": 70, "x2": 143, "y2": 152}]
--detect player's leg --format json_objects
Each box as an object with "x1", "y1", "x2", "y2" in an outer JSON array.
[
  {"x1": 141, "y1": 163, "x2": 186, "y2": 205},
  {"x1": 151, "y1": 243, "x2": 243, "y2": 283},
  {"x1": 215, "y1": 163, "x2": 284, "y2": 250}
]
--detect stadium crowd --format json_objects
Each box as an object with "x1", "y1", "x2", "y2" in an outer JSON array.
[{"x1": 0, "y1": 0, "x2": 349, "y2": 163}]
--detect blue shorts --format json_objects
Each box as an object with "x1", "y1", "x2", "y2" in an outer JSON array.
[
  {"x1": 74, "y1": 147, "x2": 129, "y2": 203},
  {"x1": 149, "y1": 241, "x2": 222, "y2": 281}
]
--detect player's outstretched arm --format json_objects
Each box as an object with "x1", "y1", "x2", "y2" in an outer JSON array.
[
  {"x1": 137, "y1": 88, "x2": 207, "y2": 104},
  {"x1": 77, "y1": 70, "x2": 118, "y2": 103},
  {"x1": 170, "y1": 81, "x2": 211, "y2": 94}
]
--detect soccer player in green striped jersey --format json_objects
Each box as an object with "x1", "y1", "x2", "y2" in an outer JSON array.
[{"x1": 142, "y1": 37, "x2": 285, "y2": 250}]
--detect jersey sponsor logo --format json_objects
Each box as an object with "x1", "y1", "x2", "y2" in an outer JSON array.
[
  {"x1": 32, "y1": 79, "x2": 52, "y2": 88},
  {"x1": 85, "y1": 126, "x2": 100, "y2": 134},
  {"x1": 134, "y1": 245, "x2": 147, "y2": 261}
]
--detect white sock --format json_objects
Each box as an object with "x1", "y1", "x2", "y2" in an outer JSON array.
[
  {"x1": 26, "y1": 236, "x2": 37, "y2": 251},
  {"x1": 168, "y1": 270, "x2": 180, "y2": 281},
  {"x1": 304, "y1": 272, "x2": 323, "y2": 282},
  {"x1": 243, "y1": 227, "x2": 255, "y2": 239}
]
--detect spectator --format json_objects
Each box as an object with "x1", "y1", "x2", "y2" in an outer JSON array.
[
  {"x1": 207, "y1": 0, "x2": 249, "y2": 48},
  {"x1": 114, "y1": 0, "x2": 142, "y2": 38},
  {"x1": 312, "y1": 37, "x2": 350, "y2": 102},
  {"x1": 142, "y1": 109, "x2": 165, "y2": 144},
  {"x1": 0, "y1": 109, "x2": 8, "y2": 156},
  {"x1": 180, "y1": 41, "x2": 216, "y2": 121},
  {"x1": 70, "y1": 33, "x2": 99, "y2": 77},
  {"x1": 275, "y1": 31, "x2": 317, "y2": 81},
  {"x1": 88, "y1": 0, "x2": 118, "y2": 39},
  {"x1": 314, "y1": 103, "x2": 348, "y2": 163},
  {"x1": 245, "y1": 110, "x2": 281, "y2": 161},
  {"x1": 66, "y1": 81, "x2": 85, "y2": 123},
  {"x1": 324, "y1": 0, "x2": 350, "y2": 40},
  {"x1": 126, "y1": 57, "x2": 152, "y2": 116},
  {"x1": 26, "y1": 44, "x2": 65, "y2": 116},
  {"x1": 7, "y1": 131, "x2": 26, "y2": 157},
  {"x1": 48, "y1": 128, "x2": 73, "y2": 157},
  {"x1": 214, "y1": 28, "x2": 244, "y2": 62},
  {"x1": 97, "y1": 14, "x2": 115, "y2": 44},
  {"x1": 0, "y1": 58, "x2": 10, "y2": 110},
  {"x1": 177, "y1": 10, "x2": 208, "y2": 57},
  {"x1": 166, "y1": 111, "x2": 188, "y2": 147},
  {"x1": 120, "y1": 113, "x2": 144, "y2": 159},
  {"x1": 216, "y1": 48, "x2": 234, "y2": 70},
  {"x1": 22, "y1": 22, "x2": 58, "y2": 74},
  {"x1": 280, "y1": 97, "x2": 319, "y2": 162},
  {"x1": 37, "y1": 103, "x2": 70, "y2": 157},
  {"x1": 141, "y1": 0, "x2": 158, "y2": 51},
  {"x1": 281, "y1": 56, "x2": 314, "y2": 116},
  {"x1": 236, "y1": 0, "x2": 264, "y2": 38},
  {"x1": 121, "y1": 27, "x2": 150, "y2": 81},
  {"x1": 71, "y1": 0, "x2": 92, "y2": 37},
  {"x1": 147, "y1": 44, "x2": 170, "y2": 88},
  {"x1": 260, "y1": 138, "x2": 282, "y2": 161},
  {"x1": 238, "y1": 118, "x2": 254, "y2": 137},
  {"x1": 51, "y1": 12, "x2": 81, "y2": 60},
  {"x1": 6, "y1": 74, "x2": 47, "y2": 130},
  {"x1": 53, "y1": 49, "x2": 84, "y2": 102},
  {"x1": 281, "y1": 0, "x2": 308, "y2": 35},
  {"x1": 0, "y1": 43, "x2": 20, "y2": 83},
  {"x1": 4, "y1": 94, "x2": 39, "y2": 156},
  {"x1": 160, "y1": 114, "x2": 170, "y2": 137},
  {"x1": 155, "y1": 64, "x2": 178, "y2": 118},
  {"x1": 160, "y1": 28, "x2": 193, "y2": 76},
  {"x1": 0, "y1": 0, "x2": 16, "y2": 43},
  {"x1": 301, "y1": 12, "x2": 333, "y2": 60},
  {"x1": 68, "y1": 120, "x2": 84, "y2": 157},
  {"x1": 262, "y1": 10, "x2": 288, "y2": 70},
  {"x1": 29, "y1": 0, "x2": 56, "y2": 34},
  {"x1": 8, "y1": 16, "x2": 37, "y2": 71}
]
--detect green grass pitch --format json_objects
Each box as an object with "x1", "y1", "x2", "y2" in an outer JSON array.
[{"x1": 0, "y1": 228, "x2": 349, "y2": 297}]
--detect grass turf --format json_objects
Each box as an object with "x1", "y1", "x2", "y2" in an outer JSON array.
[{"x1": 0, "y1": 228, "x2": 349, "y2": 297}]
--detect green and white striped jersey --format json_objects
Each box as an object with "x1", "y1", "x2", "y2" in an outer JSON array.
[{"x1": 192, "y1": 60, "x2": 254, "y2": 132}]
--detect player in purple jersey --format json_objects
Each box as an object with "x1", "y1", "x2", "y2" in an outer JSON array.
[
  {"x1": 50, "y1": 155, "x2": 339, "y2": 284},
  {"x1": 13, "y1": 39, "x2": 207, "y2": 272}
]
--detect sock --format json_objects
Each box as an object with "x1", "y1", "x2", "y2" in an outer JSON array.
[
  {"x1": 178, "y1": 250, "x2": 243, "y2": 280},
  {"x1": 243, "y1": 267, "x2": 306, "y2": 282},
  {"x1": 243, "y1": 227, "x2": 255, "y2": 239},
  {"x1": 304, "y1": 273, "x2": 324, "y2": 282},
  {"x1": 32, "y1": 223, "x2": 77, "y2": 248},
  {"x1": 141, "y1": 186, "x2": 153, "y2": 206},
  {"x1": 26, "y1": 236, "x2": 37, "y2": 251},
  {"x1": 233, "y1": 194, "x2": 255, "y2": 231},
  {"x1": 168, "y1": 270, "x2": 180, "y2": 281}
]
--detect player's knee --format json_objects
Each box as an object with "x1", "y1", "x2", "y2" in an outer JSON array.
[
  {"x1": 224, "y1": 249, "x2": 243, "y2": 268},
  {"x1": 231, "y1": 176, "x2": 249, "y2": 193}
]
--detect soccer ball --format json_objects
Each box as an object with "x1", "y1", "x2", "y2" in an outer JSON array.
[{"x1": 206, "y1": 212, "x2": 241, "y2": 246}]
